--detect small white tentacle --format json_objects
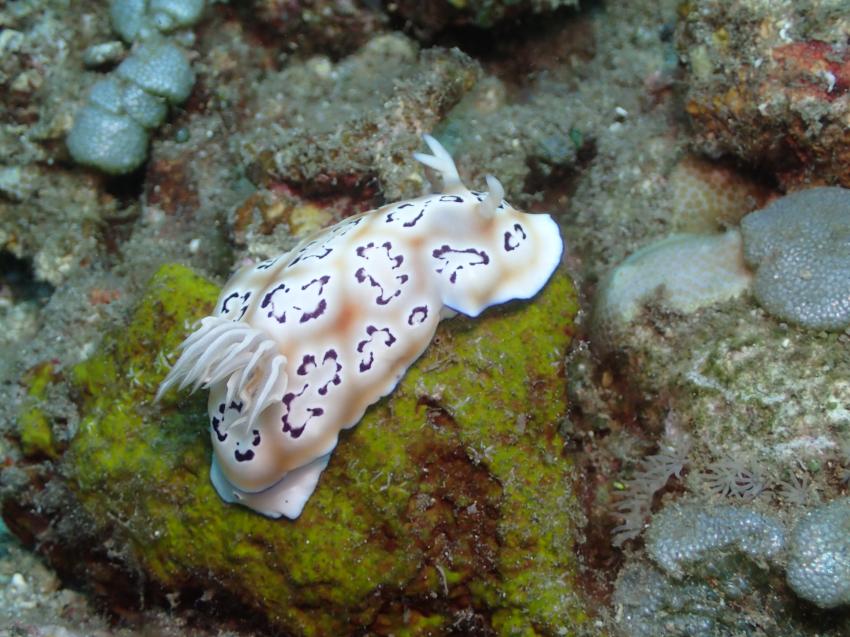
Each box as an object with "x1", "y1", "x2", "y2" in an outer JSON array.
[
  {"x1": 156, "y1": 318, "x2": 233, "y2": 400},
  {"x1": 223, "y1": 373, "x2": 242, "y2": 412},
  {"x1": 156, "y1": 317, "x2": 288, "y2": 431},
  {"x1": 235, "y1": 340, "x2": 276, "y2": 397},
  {"x1": 173, "y1": 320, "x2": 236, "y2": 374},
  {"x1": 205, "y1": 350, "x2": 252, "y2": 388},
  {"x1": 479, "y1": 174, "x2": 505, "y2": 219},
  {"x1": 182, "y1": 328, "x2": 252, "y2": 391},
  {"x1": 413, "y1": 134, "x2": 463, "y2": 190},
  {"x1": 245, "y1": 353, "x2": 287, "y2": 429}
]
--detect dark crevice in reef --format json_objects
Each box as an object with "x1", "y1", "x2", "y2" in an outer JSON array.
[
  {"x1": 712, "y1": 153, "x2": 782, "y2": 195},
  {"x1": 524, "y1": 135, "x2": 597, "y2": 213},
  {"x1": 103, "y1": 165, "x2": 146, "y2": 207},
  {"x1": 0, "y1": 251, "x2": 54, "y2": 304},
  {"x1": 2, "y1": 494, "x2": 284, "y2": 636},
  {"x1": 390, "y1": 5, "x2": 595, "y2": 92}
]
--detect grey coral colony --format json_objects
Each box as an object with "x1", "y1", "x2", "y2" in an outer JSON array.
[{"x1": 67, "y1": 1, "x2": 204, "y2": 174}]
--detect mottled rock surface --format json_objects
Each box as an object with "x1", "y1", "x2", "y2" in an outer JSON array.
[{"x1": 678, "y1": 0, "x2": 850, "y2": 189}]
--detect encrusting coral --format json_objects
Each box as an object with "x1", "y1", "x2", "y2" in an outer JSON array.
[
  {"x1": 616, "y1": 496, "x2": 850, "y2": 633},
  {"x1": 666, "y1": 155, "x2": 771, "y2": 233},
  {"x1": 787, "y1": 497, "x2": 850, "y2": 609},
  {"x1": 591, "y1": 230, "x2": 752, "y2": 352},
  {"x1": 740, "y1": 186, "x2": 850, "y2": 331},
  {"x1": 646, "y1": 501, "x2": 786, "y2": 579}
]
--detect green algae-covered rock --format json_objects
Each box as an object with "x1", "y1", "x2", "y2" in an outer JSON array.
[
  {"x1": 18, "y1": 362, "x2": 61, "y2": 460},
  {"x1": 67, "y1": 262, "x2": 586, "y2": 636}
]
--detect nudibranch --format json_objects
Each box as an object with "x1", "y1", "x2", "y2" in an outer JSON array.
[{"x1": 157, "y1": 135, "x2": 563, "y2": 518}]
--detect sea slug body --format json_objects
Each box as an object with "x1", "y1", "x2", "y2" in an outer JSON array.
[{"x1": 158, "y1": 135, "x2": 564, "y2": 518}]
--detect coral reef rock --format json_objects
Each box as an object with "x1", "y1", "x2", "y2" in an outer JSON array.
[{"x1": 678, "y1": 0, "x2": 850, "y2": 188}]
